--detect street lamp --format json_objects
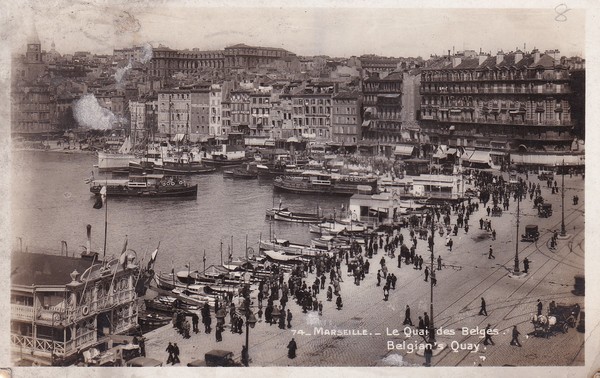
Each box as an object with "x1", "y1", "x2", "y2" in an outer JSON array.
[
  {"x1": 428, "y1": 206, "x2": 436, "y2": 342},
  {"x1": 513, "y1": 185, "x2": 522, "y2": 274},
  {"x1": 243, "y1": 296, "x2": 257, "y2": 367},
  {"x1": 560, "y1": 160, "x2": 567, "y2": 237}
]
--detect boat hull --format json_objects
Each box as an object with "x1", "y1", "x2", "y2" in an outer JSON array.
[
  {"x1": 90, "y1": 184, "x2": 198, "y2": 198},
  {"x1": 97, "y1": 152, "x2": 139, "y2": 172},
  {"x1": 202, "y1": 157, "x2": 252, "y2": 167},
  {"x1": 129, "y1": 161, "x2": 216, "y2": 175},
  {"x1": 272, "y1": 210, "x2": 322, "y2": 223}
]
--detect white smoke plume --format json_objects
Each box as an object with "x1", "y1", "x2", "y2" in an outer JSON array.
[
  {"x1": 140, "y1": 42, "x2": 153, "y2": 64},
  {"x1": 73, "y1": 94, "x2": 122, "y2": 130},
  {"x1": 115, "y1": 61, "x2": 132, "y2": 84}
]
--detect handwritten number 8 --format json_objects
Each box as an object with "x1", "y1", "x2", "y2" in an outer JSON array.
[{"x1": 555, "y1": 4, "x2": 570, "y2": 22}]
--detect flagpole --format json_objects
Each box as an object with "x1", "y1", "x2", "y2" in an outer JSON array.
[
  {"x1": 203, "y1": 250, "x2": 206, "y2": 274},
  {"x1": 103, "y1": 179, "x2": 108, "y2": 260}
]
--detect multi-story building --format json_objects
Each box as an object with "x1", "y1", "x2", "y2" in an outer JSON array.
[
  {"x1": 290, "y1": 93, "x2": 333, "y2": 143},
  {"x1": 361, "y1": 71, "x2": 404, "y2": 155},
  {"x1": 190, "y1": 86, "x2": 211, "y2": 140},
  {"x1": 419, "y1": 49, "x2": 577, "y2": 157},
  {"x1": 11, "y1": 251, "x2": 139, "y2": 366},
  {"x1": 331, "y1": 92, "x2": 362, "y2": 148},
  {"x1": 157, "y1": 89, "x2": 191, "y2": 138},
  {"x1": 11, "y1": 84, "x2": 56, "y2": 136},
  {"x1": 223, "y1": 44, "x2": 293, "y2": 70},
  {"x1": 209, "y1": 84, "x2": 223, "y2": 136},
  {"x1": 221, "y1": 99, "x2": 232, "y2": 137},
  {"x1": 229, "y1": 90, "x2": 251, "y2": 133},
  {"x1": 249, "y1": 92, "x2": 272, "y2": 136},
  {"x1": 149, "y1": 46, "x2": 224, "y2": 78}
]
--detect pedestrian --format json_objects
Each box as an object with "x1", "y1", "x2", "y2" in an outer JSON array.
[
  {"x1": 492, "y1": 229, "x2": 496, "y2": 241},
  {"x1": 483, "y1": 324, "x2": 495, "y2": 346},
  {"x1": 327, "y1": 286, "x2": 333, "y2": 301},
  {"x1": 465, "y1": 224, "x2": 469, "y2": 233},
  {"x1": 192, "y1": 313, "x2": 199, "y2": 334},
  {"x1": 398, "y1": 254, "x2": 402, "y2": 268},
  {"x1": 403, "y1": 305, "x2": 413, "y2": 326},
  {"x1": 287, "y1": 338, "x2": 298, "y2": 359},
  {"x1": 318, "y1": 301, "x2": 323, "y2": 316},
  {"x1": 424, "y1": 312, "x2": 430, "y2": 331},
  {"x1": 336, "y1": 295, "x2": 343, "y2": 310},
  {"x1": 537, "y1": 299, "x2": 543, "y2": 316},
  {"x1": 383, "y1": 284, "x2": 390, "y2": 301},
  {"x1": 216, "y1": 324, "x2": 223, "y2": 342},
  {"x1": 488, "y1": 245, "x2": 495, "y2": 259},
  {"x1": 431, "y1": 271, "x2": 437, "y2": 286},
  {"x1": 479, "y1": 297, "x2": 488, "y2": 316},
  {"x1": 424, "y1": 340, "x2": 433, "y2": 366},
  {"x1": 377, "y1": 270, "x2": 382, "y2": 286},
  {"x1": 391, "y1": 273, "x2": 397, "y2": 289},
  {"x1": 166, "y1": 342, "x2": 174, "y2": 365},
  {"x1": 510, "y1": 325, "x2": 522, "y2": 347},
  {"x1": 287, "y1": 309, "x2": 293, "y2": 328},
  {"x1": 523, "y1": 257, "x2": 530, "y2": 273},
  {"x1": 424, "y1": 266, "x2": 429, "y2": 282},
  {"x1": 172, "y1": 343, "x2": 180, "y2": 364},
  {"x1": 448, "y1": 239, "x2": 453, "y2": 251},
  {"x1": 437, "y1": 255, "x2": 442, "y2": 270},
  {"x1": 418, "y1": 316, "x2": 425, "y2": 330},
  {"x1": 241, "y1": 345, "x2": 249, "y2": 366},
  {"x1": 479, "y1": 218, "x2": 484, "y2": 229}
]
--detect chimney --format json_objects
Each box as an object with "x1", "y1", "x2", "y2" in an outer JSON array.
[
  {"x1": 515, "y1": 50, "x2": 523, "y2": 64},
  {"x1": 532, "y1": 48, "x2": 540, "y2": 64},
  {"x1": 496, "y1": 51, "x2": 505, "y2": 65},
  {"x1": 86, "y1": 224, "x2": 92, "y2": 254},
  {"x1": 478, "y1": 53, "x2": 487, "y2": 65}
]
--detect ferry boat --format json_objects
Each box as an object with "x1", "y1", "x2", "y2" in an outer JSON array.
[
  {"x1": 89, "y1": 174, "x2": 198, "y2": 198},
  {"x1": 96, "y1": 137, "x2": 140, "y2": 172},
  {"x1": 273, "y1": 171, "x2": 378, "y2": 196}
]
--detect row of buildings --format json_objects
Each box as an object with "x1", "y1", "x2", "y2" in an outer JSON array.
[{"x1": 11, "y1": 33, "x2": 585, "y2": 161}]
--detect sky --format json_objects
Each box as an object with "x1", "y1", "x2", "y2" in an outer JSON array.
[{"x1": 6, "y1": 1, "x2": 587, "y2": 59}]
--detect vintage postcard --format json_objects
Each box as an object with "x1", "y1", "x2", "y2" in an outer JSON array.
[{"x1": 0, "y1": 1, "x2": 596, "y2": 377}]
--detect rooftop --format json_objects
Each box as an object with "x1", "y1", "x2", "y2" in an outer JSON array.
[{"x1": 12, "y1": 252, "x2": 97, "y2": 287}]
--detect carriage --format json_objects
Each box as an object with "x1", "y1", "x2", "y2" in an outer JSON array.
[
  {"x1": 521, "y1": 225, "x2": 539, "y2": 242},
  {"x1": 531, "y1": 302, "x2": 580, "y2": 338},
  {"x1": 491, "y1": 206, "x2": 503, "y2": 217},
  {"x1": 538, "y1": 203, "x2": 553, "y2": 218}
]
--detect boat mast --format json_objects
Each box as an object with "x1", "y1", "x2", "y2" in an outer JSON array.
[{"x1": 103, "y1": 179, "x2": 108, "y2": 259}]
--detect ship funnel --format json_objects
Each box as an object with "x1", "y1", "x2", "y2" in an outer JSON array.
[{"x1": 86, "y1": 224, "x2": 92, "y2": 253}]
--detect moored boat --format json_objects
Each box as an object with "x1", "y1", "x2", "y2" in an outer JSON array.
[
  {"x1": 259, "y1": 238, "x2": 331, "y2": 257},
  {"x1": 273, "y1": 171, "x2": 378, "y2": 196},
  {"x1": 271, "y1": 209, "x2": 323, "y2": 223},
  {"x1": 89, "y1": 174, "x2": 197, "y2": 198}
]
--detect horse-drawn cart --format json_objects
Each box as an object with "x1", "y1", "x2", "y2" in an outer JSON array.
[{"x1": 531, "y1": 302, "x2": 580, "y2": 338}]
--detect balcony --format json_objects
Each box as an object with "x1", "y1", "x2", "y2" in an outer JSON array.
[
  {"x1": 420, "y1": 75, "x2": 570, "y2": 83},
  {"x1": 420, "y1": 87, "x2": 571, "y2": 95},
  {"x1": 11, "y1": 330, "x2": 96, "y2": 358},
  {"x1": 431, "y1": 116, "x2": 573, "y2": 127}
]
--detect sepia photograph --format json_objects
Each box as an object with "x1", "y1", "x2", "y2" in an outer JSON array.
[{"x1": 1, "y1": 1, "x2": 596, "y2": 377}]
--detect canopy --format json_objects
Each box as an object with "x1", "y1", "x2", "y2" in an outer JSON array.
[
  {"x1": 171, "y1": 133, "x2": 186, "y2": 142},
  {"x1": 469, "y1": 150, "x2": 491, "y2": 164},
  {"x1": 393, "y1": 144, "x2": 415, "y2": 156},
  {"x1": 361, "y1": 120, "x2": 372, "y2": 127},
  {"x1": 510, "y1": 154, "x2": 584, "y2": 166}
]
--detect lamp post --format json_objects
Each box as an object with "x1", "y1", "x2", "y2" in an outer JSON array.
[
  {"x1": 513, "y1": 185, "x2": 521, "y2": 274},
  {"x1": 429, "y1": 207, "x2": 435, "y2": 342},
  {"x1": 243, "y1": 295, "x2": 257, "y2": 366},
  {"x1": 560, "y1": 160, "x2": 566, "y2": 237}
]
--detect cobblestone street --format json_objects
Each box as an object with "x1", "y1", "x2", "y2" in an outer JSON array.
[{"x1": 144, "y1": 172, "x2": 585, "y2": 370}]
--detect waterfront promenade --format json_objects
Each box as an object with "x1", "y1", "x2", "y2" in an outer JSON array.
[{"x1": 142, "y1": 172, "x2": 585, "y2": 369}]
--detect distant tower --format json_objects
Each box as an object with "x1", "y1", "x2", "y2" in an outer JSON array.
[{"x1": 24, "y1": 23, "x2": 45, "y2": 81}]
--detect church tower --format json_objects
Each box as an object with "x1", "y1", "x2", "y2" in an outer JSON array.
[{"x1": 24, "y1": 23, "x2": 45, "y2": 81}]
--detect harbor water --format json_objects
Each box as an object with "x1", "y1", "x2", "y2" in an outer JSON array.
[{"x1": 10, "y1": 150, "x2": 348, "y2": 275}]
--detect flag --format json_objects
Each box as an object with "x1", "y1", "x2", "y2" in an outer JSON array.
[
  {"x1": 119, "y1": 250, "x2": 128, "y2": 271},
  {"x1": 147, "y1": 243, "x2": 160, "y2": 271},
  {"x1": 121, "y1": 236, "x2": 128, "y2": 255}
]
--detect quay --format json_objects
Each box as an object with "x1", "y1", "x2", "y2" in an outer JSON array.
[{"x1": 139, "y1": 171, "x2": 584, "y2": 368}]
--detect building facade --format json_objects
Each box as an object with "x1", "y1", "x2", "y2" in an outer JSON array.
[
  {"x1": 190, "y1": 86, "x2": 211, "y2": 140},
  {"x1": 157, "y1": 90, "x2": 191, "y2": 137},
  {"x1": 11, "y1": 252, "x2": 139, "y2": 366},
  {"x1": 223, "y1": 44, "x2": 293, "y2": 69},
  {"x1": 419, "y1": 49, "x2": 577, "y2": 154},
  {"x1": 149, "y1": 46, "x2": 224, "y2": 78},
  {"x1": 331, "y1": 92, "x2": 362, "y2": 147}
]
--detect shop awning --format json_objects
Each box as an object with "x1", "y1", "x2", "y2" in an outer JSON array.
[
  {"x1": 393, "y1": 144, "x2": 415, "y2": 156},
  {"x1": 510, "y1": 154, "x2": 585, "y2": 166},
  {"x1": 469, "y1": 150, "x2": 491, "y2": 164},
  {"x1": 362, "y1": 120, "x2": 372, "y2": 127},
  {"x1": 171, "y1": 133, "x2": 186, "y2": 142},
  {"x1": 446, "y1": 148, "x2": 457, "y2": 155}
]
